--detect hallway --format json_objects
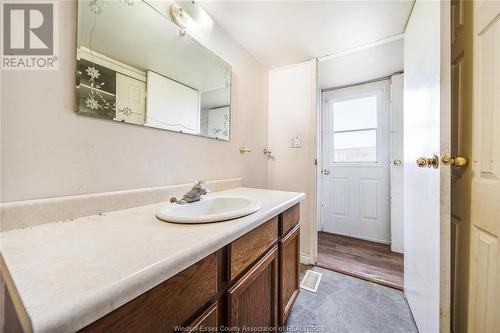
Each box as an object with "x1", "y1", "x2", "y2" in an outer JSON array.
[{"x1": 317, "y1": 232, "x2": 404, "y2": 289}]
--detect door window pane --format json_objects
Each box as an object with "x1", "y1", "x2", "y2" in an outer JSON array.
[
  {"x1": 332, "y1": 94, "x2": 378, "y2": 162},
  {"x1": 333, "y1": 96, "x2": 377, "y2": 131},
  {"x1": 334, "y1": 130, "x2": 377, "y2": 162}
]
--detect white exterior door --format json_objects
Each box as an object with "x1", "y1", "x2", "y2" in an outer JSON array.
[
  {"x1": 467, "y1": 1, "x2": 500, "y2": 332},
  {"x1": 403, "y1": 1, "x2": 451, "y2": 332},
  {"x1": 321, "y1": 80, "x2": 391, "y2": 243}
]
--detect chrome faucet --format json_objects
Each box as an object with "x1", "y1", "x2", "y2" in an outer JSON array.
[{"x1": 176, "y1": 180, "x2": 207, "y2": 204}]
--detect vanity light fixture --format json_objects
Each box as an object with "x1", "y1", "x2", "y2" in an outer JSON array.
[
  {"x1": 170, "y1": 1, "x2": 214, "y2": 33},
  {"x1": 170, "y1": 2, "x2": 192, "y2": 30}
]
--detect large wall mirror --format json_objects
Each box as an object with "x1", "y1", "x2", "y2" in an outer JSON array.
[{"x1": 76, "y1": 0, "x2": 231, "y2": 140}]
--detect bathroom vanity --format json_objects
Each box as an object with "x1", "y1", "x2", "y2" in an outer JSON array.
[
  {"x1": 0, "y1": 187, "x2": 304, "y2": 333},
  {"x1": 81, "y1": 203, "x2": 300, "y2": 332}
]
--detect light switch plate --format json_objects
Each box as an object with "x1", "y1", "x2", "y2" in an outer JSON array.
[{"x1": 290, "y1": 135, "x2": 301, "y2": 148}]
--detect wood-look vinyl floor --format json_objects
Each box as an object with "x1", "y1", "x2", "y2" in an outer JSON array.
[{"x1": 317, "y1": 232, "x2": 404, "y2": 290}]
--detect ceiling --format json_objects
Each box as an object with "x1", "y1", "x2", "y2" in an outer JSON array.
[{"x1": 201, "y1": 1, "x2": 415, "y2": 69}]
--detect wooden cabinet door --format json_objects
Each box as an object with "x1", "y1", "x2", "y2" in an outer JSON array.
[
  {"x1": 186, "y1": 303, "x2": 218, "y2": 332},
  {"x1": 279, "y1": 225, "x2": 300, "y2": 326},
  {"x1": 227, "y1": 246, "x2": 278, "y2": 330}
]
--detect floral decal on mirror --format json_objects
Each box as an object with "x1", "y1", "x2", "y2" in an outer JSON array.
[
  {"x1": 85, "y1": 66, "x2": 100, "y2": 80},
  {"x1": 82, "y1": 0, "x2": 137, "y2": 119},
  {"x1": 88, "y1": 0, "x2": 102, "y2": 14},
  {"x1": 85, "y1": 95, "x2": 99, "y2": 110},
  {"x1": 83, "y1": 65, "x2": 132, "y2": 118},
  {"x1": 89, "y1": 0, "x2": 133, "y2": 15},
  {"x1": 84, "y1": 66, "x2": 110, "y2": 111},
  {"x1": 212, "y1": 114, "x2": 229, "y2": 138}
]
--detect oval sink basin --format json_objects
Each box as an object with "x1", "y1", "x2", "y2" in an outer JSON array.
[{"x1": 156, "y1": 196, "x2": 262, "y2": 224}]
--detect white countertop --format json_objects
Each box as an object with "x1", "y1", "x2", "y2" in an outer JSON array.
[{"x1": 0, "y1": 187, "x2": 304, "y2": 333}]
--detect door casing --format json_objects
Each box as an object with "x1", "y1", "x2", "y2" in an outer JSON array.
[
  {"x1": 320, "y1": 80, "x2": 391, "y2": 244},
  {"x1": 390, "y1": 74, "x2": 405, "y2": 254}
]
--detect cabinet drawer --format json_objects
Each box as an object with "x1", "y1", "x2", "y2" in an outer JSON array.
[
  {"x1": 185, "y1": 303, "x2": 218, "y2": 332},
  {"x1": 280, "y1": 204, "x2": 300, "y2": 236},
  {"x1": 229, "y1": 217, "x2": 278, "y2": 280},
  {"x1": 80, "y1": 252, "x2": 218, "y2": 333}
]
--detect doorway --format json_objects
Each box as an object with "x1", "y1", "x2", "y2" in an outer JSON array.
[{"x1": 317, "y1": 78, "x2": 404, "y2": 290}]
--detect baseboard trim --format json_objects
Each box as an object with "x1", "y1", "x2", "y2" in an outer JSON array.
[
  {"x1": 391, "y1": 244, "x2": 404, "y2": 254},
  {"x1": 300, "y1": 252, "x2": 312, "y2": 265},
  {"x1": 321, "y1": 230, "x2": 391, "y2": 245}
]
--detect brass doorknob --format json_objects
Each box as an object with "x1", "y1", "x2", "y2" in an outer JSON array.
[
  {"x1": 393, "y1": 159, "x2": 402, "y2": 166},
  {"x1": 441, "y1": 155, "x2": 468, "y2": 167},
  {"x1": 416, "y1": 155, "x2": 440, "y2": 169},
  {"x1": 239, "y1": 145, "x2": 251, "y2": 153}
]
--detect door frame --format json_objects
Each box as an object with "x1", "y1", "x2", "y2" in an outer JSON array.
[
  {"x1": 315, "y1": 75, "x2": 398, "y2": 240},
  {"x1": 319, "y1": 79, "x2": 392, "y2": 244},
  {"x1": 390, "y1": 73, "x2": 405, "y2": 254}
]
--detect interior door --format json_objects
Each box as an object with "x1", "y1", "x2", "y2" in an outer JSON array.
[
  {"x1": 403, "y1": 1, "x2": 451, "y2": 332},
  {"x1": 321, "y1": 80, "x2": 391, "y2": 243},
  {"x1": 115, "y1": 73, "x2": 146, "y2": 125},
  {"x1": 467, "y1": 1, "x2": 500, "y2": 332}
]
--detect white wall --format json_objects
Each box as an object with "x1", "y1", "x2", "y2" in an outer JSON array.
[
  {"x1": 268, "y1": 60, "x2": 317, "y2": 264},
  {"x1": 0, "y1": 1, "x2": 269, "y2": 202},
  {"x1": 319, "y1": 38, "x2": 403, "y2": 90}
]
